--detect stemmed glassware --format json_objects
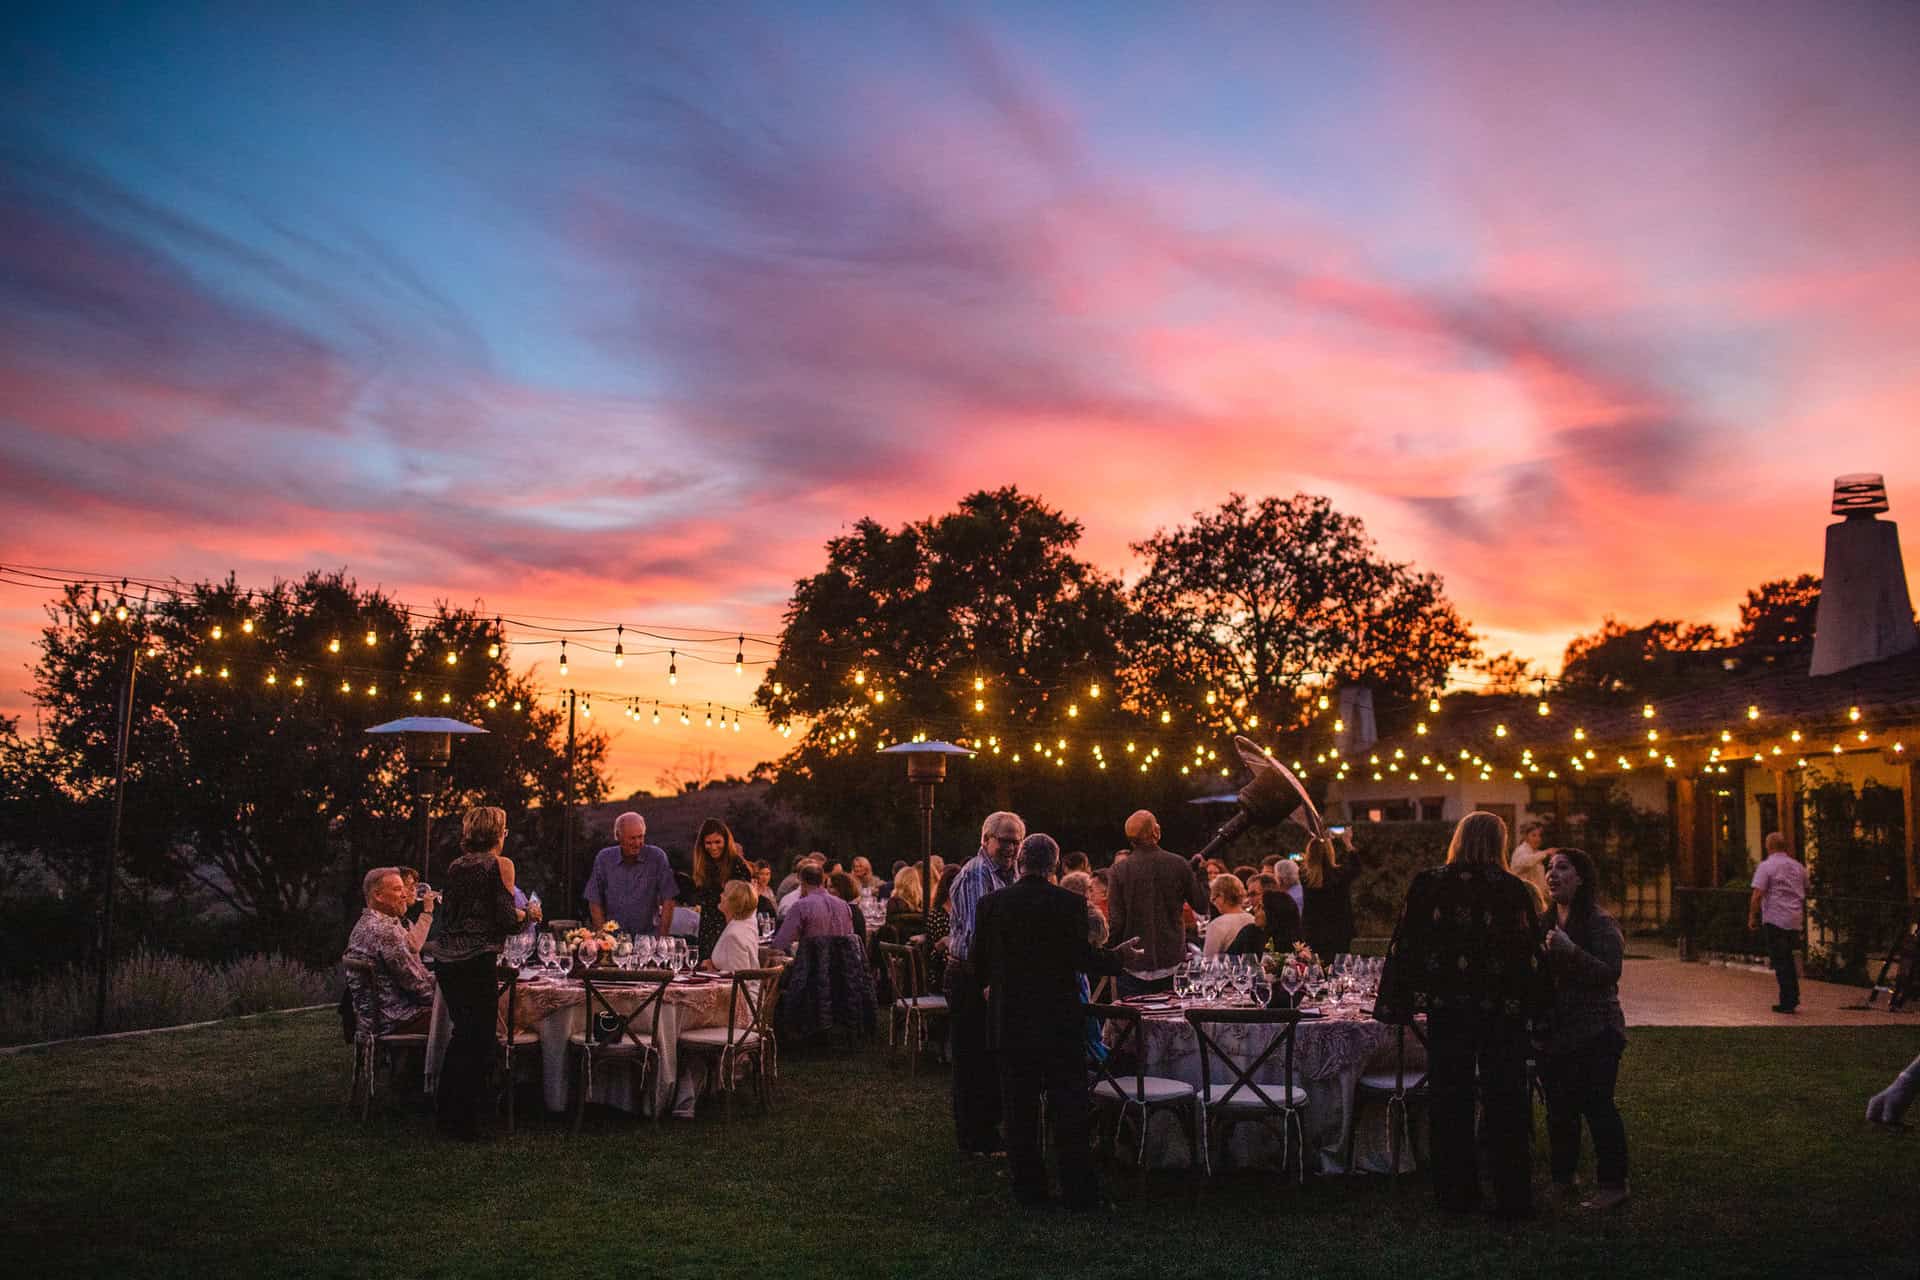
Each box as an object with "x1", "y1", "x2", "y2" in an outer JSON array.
[
  {"x1": 1279, "y1": 959, "x2": 1304, "y2": 1008},
  {"x1": 536, "y1": 933, "x2": 557, "y2": 975}
]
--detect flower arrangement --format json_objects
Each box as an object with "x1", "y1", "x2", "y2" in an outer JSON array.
[{"x1": 564, "y1": 920, "x2": 621, "y2": 962}]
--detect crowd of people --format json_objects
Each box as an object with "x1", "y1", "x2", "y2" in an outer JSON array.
[{"x1": 342, "y1": 793, "x2": 1914, "y2": 1219}]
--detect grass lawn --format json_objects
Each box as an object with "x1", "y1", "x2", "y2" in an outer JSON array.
[{"x1": 1, "y1": 1014, "x2": 1917, "y2": 1280}]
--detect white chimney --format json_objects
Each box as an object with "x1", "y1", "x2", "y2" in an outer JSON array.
[{"x1": 1808, "y1": 474, "x2": 1919, "y2": 676}]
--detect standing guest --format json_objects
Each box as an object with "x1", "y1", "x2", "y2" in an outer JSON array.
[
  {"x1": 1107, "y1": 810, "x2": 1208, "y2": 998},
  {"x1": 707, "y1": 881, "x2": 763, "y2": 974},
  {"x1": 691, "y1": 818, "x2": 753, "y2": 961},
  {"x1": 1749, "y1": 832, "x2": 1809, "y2": 1013},
  {"x1": 1277, "y1": 856, "x2": 1305, "y2": 918},
  {"x1": 946, "y1": 811, "x2": 1025, "y2": 1156},
  {"x1": 1202, "y1": 875, "x2": 1255, "y2": 957},
  {"x1": 434, "y1": 806, "x2": 525, "y2": 1141},
  {"x1": 768, "y1": 863, "x2": 857, "y2": 952},
  {"x1": 1233, "y1": 864, "x2": 1259, "y2": 885},
  {"x1": 972, "y1": 833, "x2": 1143, "y2": 1210},
  {"x1": 1063, "y1": 851, "x2": 1092, "y2": 877},
  {"x1": 394, "y1": 866, "x2": 439, "y2": 953},
  {"x1": 1300, "y1": 831, "x2": 1360, "y2": 962},
  {"x1": 1511, "y1": 821, "x2": 1550, "y2": 908},
  {"x1": 1378, "y1": 811, "x2": 1542, "y2": 1219},
  {"x1": 345, "y1": 867, "x2": 437, "y2": 1033},
  {"x1": 1260, "y1": 854, "x2": 1285, "y2": 879},
  {"x1": 586, "y1": 812, "x2": 677, "y2": 938},
  {"x1": 752, "y1": 861, "x2": 779, "y2": 930},
  {"x1": 1537, "y1": 848, "x2": 1630, "y2": 1210},
  {"x1": 1204, "y1": 857, "x2": 1229, "y2": 880}
]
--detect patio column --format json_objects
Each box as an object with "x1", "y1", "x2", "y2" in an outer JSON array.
[{"x1": 1675, "y1": 775, "x2": 1705, "y2": 887}]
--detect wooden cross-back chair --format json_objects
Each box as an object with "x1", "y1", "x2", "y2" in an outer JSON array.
[
  {"x1": 678, "y1": 965, "x2": 788, "y2": 1119},
  {"x1": 341, "y1": 954, "x2": 430, "y2": 1122},
  {"x1": 1185, "y1": 1007, "x2": 1308, "y2": 1182},
  {"x1": 876, "y1": 941, "x2": 948, "y2": 1074},
  {"x1": 1347, "y1": 1018, "x2": 1428, "y2": 1184},
  {"x1": 1085, "y1": 1002, "x2": 1203, "y2": 1195},
  {"x1": 569, "y1": 969, "x2": 672, "y2": 1132}
]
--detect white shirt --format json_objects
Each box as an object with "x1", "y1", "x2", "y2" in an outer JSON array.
[
  {"x1": 1752, "y1": 853, "x2": 1808, "y2": 931},
  {"x1": 778, "y1": 886, "x2": 804, "y2": 917},
  {"x1": 1203, "y1": 910, "x2": 1256, "y2": 957},
  {"x1": 710, "y1": 918, "x2": 760, "y2": 974}
]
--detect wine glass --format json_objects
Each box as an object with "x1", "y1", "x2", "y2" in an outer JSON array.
[
  {"x1": 536, "y1": 933, "x2": 556, "y2": 974},
  {"x1": 1251, "y1": 969, "x2": 1271, "y2": 1008},
  {"x1": 1280, "y1": 960, "x2": 1304, "y2": 1008},
  {"x1": 1230, "y1": 961, "x2": 1252, "y2": 1004}
]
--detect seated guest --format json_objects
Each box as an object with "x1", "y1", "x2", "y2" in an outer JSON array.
[
  {"x1": 1059, "y1": 870, "x2": 1092, "y2": 900},
  {"x1": 1261, "y1": 854, "x2": 1285, "y2": 878},
  {"x1": 769, "y1": 863, "x2": 856, "y2": 953},
  {"x1": 393, "y1": 866, "x2": 438, "y2": 953},
  {"x1": 345, "y1": 867, "x2": 437, "y2": 1033},
  {"x1": 1203, "y1": 874, "x2": 1256, "y2": 956},
  {"x1": 887, "y1": 865, "x2": 926, "y2": 921},
  {"x1": 1227, "y1": 873, "x2": 1278, "y2": 956},
  {"x1": 850, "y1": 856, "x2": 880, "y2": 895},
  {"x1": 779, "y1": 855, "x2": 826, "y2": 916},
  {"x1": 1088, "y1": 869, "x2": 1110, "y2": 920},
  {"x1": 926, "y1": 863, "x2": 960, "y2": 987},
  {"x1": 1275, "y1": 856, "x2": 1306, "y2": 917},
  {"x1": 830, "y1": 870, "x2": 869, "y2": 942},
  {"x1": 708, "y1": 880, "x2": 763, "y2": 974},
  {"x1": 1204, "y1": 857, "x2": 1229, "y2": 880}
]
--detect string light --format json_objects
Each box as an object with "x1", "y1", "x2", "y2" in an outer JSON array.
[
  {"x1": 1747, "y1": 705, "x2": 1760, "y2": 720},
  {"x1": 668, "y1": 650, "x2": 678, "y2": 685},
  {"x1": 1537, "y1": 700, "x2": 1550, "y2": 716},
  {"x1": 328, "y1": 637, "x2": 341, "y2": 654},
  {"x1": 445, "y1": 651, "x2": 458, "y2": 666},
  {"x1": 614, "y1": 625, "x2": 625, "y2": 668},
  {"x1": 114, "y1": 601, "x2": 128, "y2": 622},
  {"x1": 241, "y1": 618, "x2": 254, "y2": 635},
  {"x1": 1428, "y1": 697, "x2": 1441, "y2": 713},
  {"x1": 1642, "y1": 704, "x2": 1655, "y2": 719},
  {"x1": 365, "y1": 629, "x2": 377, "y2": 646},
  {"x1": 211, "y1": 625, "x2": 223, "y2": 640},
  {"x1": 735, "y1": 635, "x2": 745, "y2": 675},
  {"x1": 1089, "y1": 682, "x2": 1101, "y2": 699},
  {"x1": 558, "y1": 643, "x2": 569, "y2": 676}
]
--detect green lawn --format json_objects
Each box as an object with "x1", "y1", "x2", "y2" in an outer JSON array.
[{"x1": 2, "y1": 1015, "x2": 1917, "y2": 1280}]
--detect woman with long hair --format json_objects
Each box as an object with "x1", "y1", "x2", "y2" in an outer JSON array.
[
  {"x1": 1299, "y1": 832, "x2": 1359, "y2": 961},
  {"x1": 434, "y1": 805, "x2": 526, "y2": 1140},
  {"x1": 691, "y1": 818, "x2": 751, "y2": 962},
  {"x1": 1378, "y1": 811, "x2": 1543, "y2": 1219},
  {"x1": 926, "y1": 862, "x2": 963, "y2": 987},
  {"x1": 1538, "y1": 848, "x2": 1629, "y2": 1209}
]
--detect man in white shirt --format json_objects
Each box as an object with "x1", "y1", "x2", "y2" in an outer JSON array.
[
  {"x1": 1510, "y1": 821, "x2": 1548, "y2": 908},
  {"x1": 1748, "y1": 832, "x2": 1809, "y2": 1013}
]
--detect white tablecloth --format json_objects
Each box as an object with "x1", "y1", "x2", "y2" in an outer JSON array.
[
  {"x1": 425, "y1": 973, "x2": 743, "y2": 1117},
  {"x1": 1110, "y1": 1004, "x2": 1427, "y2": 1175}
]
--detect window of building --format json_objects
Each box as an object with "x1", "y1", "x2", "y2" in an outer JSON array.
[{"x1": 1419, "y1": 796, "x2": 1447, "y2": 821}]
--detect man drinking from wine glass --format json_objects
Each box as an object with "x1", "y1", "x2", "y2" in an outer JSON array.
[{"x1": 345, "y1": 867, "x2": 436, "y2": 1034}]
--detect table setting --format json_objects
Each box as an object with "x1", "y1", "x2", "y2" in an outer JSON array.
[
  {"x1": 424, "y1": 930, "x2": 749, "y2": 1118},
  {"x1": 1107, "y1": 952, "x2": 1425, "y2": 1175}
]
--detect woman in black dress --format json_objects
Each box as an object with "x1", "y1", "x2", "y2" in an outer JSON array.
[
  {"x1": 691, "y1": 818, "x2": 752, "y2": 962},
  {"x1": 1538, "y1": 848, "x2": 1629, "y2": 1209},
  {"x1": 1299, "y1": 832, "x2": 1359, "y2": 961},
  {"x1": 435, "y1": 805, "x2": 527, "y2": 1140},
  {"x1": 1378, "y1": 811, "x2": 1543, "y2": 1219}
]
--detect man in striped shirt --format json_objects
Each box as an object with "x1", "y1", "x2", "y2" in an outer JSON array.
[{"x1": 945, "y1": 810, "x2": 1024, "y2": 1155}]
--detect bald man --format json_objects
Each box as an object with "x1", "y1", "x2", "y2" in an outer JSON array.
[{"x1": 1106, "y1": 810, "x2": 1208, "y2": 997}]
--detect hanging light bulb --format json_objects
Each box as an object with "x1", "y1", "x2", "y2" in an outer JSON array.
[
  {"x1": 211, "y1": 625, "x2": 223, "y2": 640},
  {"x1": 1747, "y1": 705, "x2": 1760, "y2": 720},
  {"x1": 1068, "y1": 704, "x2": 1079, "y2": 718},
  {"x1": 1495, "y1": 724, "x2": 1508, "y2": 737},
  {"x1": 328, "y1": 637, "x2": 341, "y2": 654},
  {"x1": 445, "y1": 650, "x2": 458, "y2": 666},
  {"x1": 679, "y1": 709, "x2": 690, "y2": 725},
  {"x1": 1429, "y1": 697, "x2": 1441, "y2": 714},
  {"x1": 1089, "y1": 682, "x2": 1101, "y2": 699},
  {"x1": 1849, "y1": 706, "x2": 1862, "y2": 722},
  {"x1": 668, "y1": 650, "x2": 678, "y2": 686},
  {"x1": 1537, "y1": 700, "x2": 1550, "y2": 716},
  {"x1": 88, "y1": 606, "x2": 103, "y2": 625},
  {"x1": 614, "y1": 624, "x2": 625, "y2": 667},
  {"x1": 732, "y1": 715, "x2": 741, "y2": 733},
  {"x1": 558, "y1": 643, "x2": 569, "y2": 677},
  {"x1": 241, "y1": 618, "x2": 254, "y2": 635},
  {"x1": 512, "y1": 699, "x2": 523, "y2": 711},
  {"x1": 1205, "y1": 690, "x2": 1217, "y2": 705},
  {"x1": 441, "y1": 692, "x2": 452, "y2": 705},
  {"x1": 652, "y1": 705, "x2": 661, "y2": 725},
  {"x1": 705, "y1": 705, "x2": 714, "y2": 727},
  {"x1": 1642, "y1": 703, "x2": 1655, "y2": 719},
  {"x1": 735, "y1": 635, "x2": 745, "y2": 675},
  {"x1": 114, "y1": 601, "x2": 129, "y2": 622},
  {"x1": 581, "y1": 699, "x2": 591, "y2": 718},
  {"x1": 365, "y1": 629, "x2": 377, "y2": 646},
  {"x1": 974, "y1": 699, "x2": 985, "y2": 712},
  {"x1": 973, "y1": 676, "x2": 986, "y2": 692},
  {"x1": 1160, "y1": 710, "x2": 1171, "y2": 724},
  {"x1": 266, "y1": 671, "x2": 277, "y2": 685},
  {"x1": 488, "y1": 618, "x2": 502, "y2": 660}
]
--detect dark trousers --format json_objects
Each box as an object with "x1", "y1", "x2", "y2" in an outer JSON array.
[
  {"x1": 946, "y1": 962, "x2": 1001, "y2": 1152},
  {"x1": 1116, "y1": 972, "x2": 1172, "y2": 999},
  {"x1": 434, "y1": 952, "x2": 498, "y2": 1136},
  {"x1": 1426, "y1": 1010, "x2": 1532, "y2": 1216},
  {"x1": 1763, "y1": 924, "x2": 1801, "y2": 1010},
  {"x1": 1000, "y1": 1051, "x2": 1099, "y2": 1208},
  {"x1": 1540, "y1": 1039, "x2": 1628, "y2": 1188}
]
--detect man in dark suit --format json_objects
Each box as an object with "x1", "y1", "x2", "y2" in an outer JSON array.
[{"x1": 973, "y1": 833, "x2": 1144, "y2": 1210}]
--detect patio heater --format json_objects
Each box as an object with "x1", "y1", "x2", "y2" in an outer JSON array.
[
  {"x1": 366, "y1": 716, "x2": 488, "y2": 879},
  {"x1": 880, "y1": 741, "x2": 975, "y2": 926}
]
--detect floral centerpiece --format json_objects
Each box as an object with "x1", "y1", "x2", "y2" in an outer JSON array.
[
  {"x1": 564, "y1": 920, "x2": 621, "y2": 966},
  {"x1": 1261, "y1": 938, "x2": 1320, "y2": 976}
]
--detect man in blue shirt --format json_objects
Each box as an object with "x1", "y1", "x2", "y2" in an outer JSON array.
[
  {"x1": 945, "y1": 809, "x2": 1024, "y2": 1155},
  {"x1": 586, "y1": 812, "x2": 677, "y2": 937}
]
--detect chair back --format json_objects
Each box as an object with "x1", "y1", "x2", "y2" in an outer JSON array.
[
  {"x1": 1185, "y1": 1008, "x2": 1301, "y2": 1114},
  {"x1": 495, "y1": 963, "x2": 521, "y2": 1042},
  {"x1": 722, "y1": 966, "x2": 786, "y2": 1047},
  {"x1": 341, "y1": 954, "x2": 379, "y2": 1037},
  {"x1": 1085, "y1": 1002, "x2": 1147, "y2": 1102},
  {"x1": 1088, "y1": 973, "x2": 1115, "y2": 1005},
  {"x1": 546, "y1": 919, "x2": 581, "y2": 936},
  {"x1": 876, "y1": 941, "x2": 931, "y2": 1008},
  {"x1": 777, "y1": 935, "x2": 877, "y2": 1040},
  {"x1": 579, "y1": 969, "x2": 672, "y2": 1049}
]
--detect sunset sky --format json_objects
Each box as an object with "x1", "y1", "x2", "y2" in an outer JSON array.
[{"x1": 3, "y1": 1, "x2": 1916, "y2": 793}]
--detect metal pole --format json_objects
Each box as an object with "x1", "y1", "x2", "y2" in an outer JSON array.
[
  {"x1": 95, "y1": 642, "x2": 139, "y2": 1033},
  {"x1": 418, "y1": 768, "x2": 433, "y2": 880},
  {"x1": 563, "y1": 689, "x2": 577, "y2": 909},
  {"x1": 919, "y1": 780, "x2": 935, "y2": 929}
]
